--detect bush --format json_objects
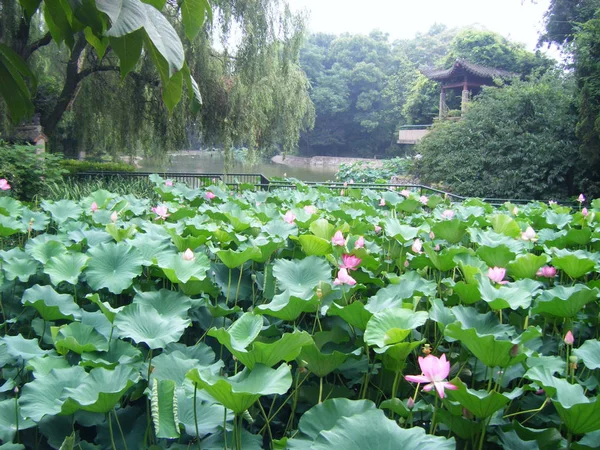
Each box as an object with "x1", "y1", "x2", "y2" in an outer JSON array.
[
  {"x1": 336, "y1": 157, "x2": 411, "y2": 183},
  {"x1": 60, "y1": 159, "x2": 136, "y2": 174},
  {"x1": 0, "y1": 142, "x2": 66, "y2": 202}
]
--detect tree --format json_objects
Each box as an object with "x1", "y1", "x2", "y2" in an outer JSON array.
[
  {"x1": 539, "y1": 0, "x2": 600, "y2": 47},
  {"x1": 413, "y1": 72, "x2": 585, "y2": 199}
]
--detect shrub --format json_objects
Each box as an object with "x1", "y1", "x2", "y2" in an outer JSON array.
[
  {"x1": 0, "y1": 142, "x2": 66, "y2": 201},
  {"x1": 60, "y1": 159, "x2": 136, "y2": 174},
  {"x1": 336, "y1": 157, "x2": 411, "y2": 183}
]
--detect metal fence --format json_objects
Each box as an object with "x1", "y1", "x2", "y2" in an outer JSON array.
[{"x1": 68, "y1": 171, "x2": 563, "y2": 205}]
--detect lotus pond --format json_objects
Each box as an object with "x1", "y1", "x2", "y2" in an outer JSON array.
[{"x1": 1, "y1": 175, "x2": 600, "y2": 449}]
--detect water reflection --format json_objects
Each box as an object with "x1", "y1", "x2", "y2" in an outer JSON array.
[{"x1": 139, "y1": 152, "x2": 339, "y2": 182}]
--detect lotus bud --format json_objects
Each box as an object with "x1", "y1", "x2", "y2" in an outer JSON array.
[
  {"x1": 429, "y1": 231, "x2": 435, "y2": 240},
  {"x1": 419, "y1": 195, "x2": 428, "y2": 205},
  {"x1": 582, "y1": 207, "x2": 589, "y2": 217},
  {"x1": 578, "y1": 193, "x2": 585, "y2": 203},
  {"x1": 512, "y1": 207, "x2": 518, "y2": 215},
  {"x1": 434, "y1": 244, "x2": 440, "y2": 251},
  {"x1": 316, "y1": 288, "x2": 322, "y2": 299},
  {"x1": 407, "y1": 397, "x2": 415, "y2": 409},
  {"x1": 110, "y1": 211, "x2": 118, "y2": 222},
  {"x1": 183, "y1": 248, "x2": 194, "y2": 261},
  {"x1": 404, "y1": 260, "x2": 409, "y2": 268},
  {"x1": 564, "y1": 330, "x2": 574, "y2": 345},
  {"x1": 165, "y1": 180, "x2": 173, "y2": 187},
  {"x1": 411, "y1": 238, "x2": 423, "y2": 254},
  {"x1": 13, "y1": 386, "x2": 19, "y2": 394},
  {"x1": 374, "y1": 225, "x2": 382, "y2": 233},
  {"x1": 441, "y1": 210, "x2": 454, "y2": 220},
  {"x1": 343, "y1": 182, "x2": 348, "y2": 187},
  {"x1": 91, "y1": 202, "x2": 98, "y2": 212},
  {"x1": 510, "y1": 344, "x2": 519, "y2": 358},
  {"x1": 379, "y1": 198, "x2": 386, "y2": 206}
]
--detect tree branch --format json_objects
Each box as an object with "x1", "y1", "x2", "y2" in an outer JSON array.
[{"x1": 22, "y1": 32, "x2": 52, "y2": 60}]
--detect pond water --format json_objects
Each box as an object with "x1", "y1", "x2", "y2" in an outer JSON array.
[{"x1": 138, "y1": 152, "x2": 339, "y2": 182}]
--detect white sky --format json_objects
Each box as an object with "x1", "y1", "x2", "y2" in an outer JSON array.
[{"x1": 287, "y1": 0, "x2": 552, "y2": 51}]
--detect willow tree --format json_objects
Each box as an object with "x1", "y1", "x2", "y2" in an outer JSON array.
[{"x1": 1, "y1": 0, "x2": 314, "y2": 159}]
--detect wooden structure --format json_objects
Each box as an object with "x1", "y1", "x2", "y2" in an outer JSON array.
[{"x1": 421, "y1": 59, "x2": 516, "y2": 120}]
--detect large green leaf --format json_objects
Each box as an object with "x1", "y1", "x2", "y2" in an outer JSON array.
[
  {"x1": 85, "y1": 242, "x2": 143, "y2": 294},
  {"x1": 142, "y1": 2, "x2": 184, "y2": 76},
  {"x1": 550, "y1": 248, "x2": 597, "y2": 279},
  {"x1": 109, "y1": 29, "x2": 145, "y2": 78},
  {"x1": 299, "y1": 342, "x2": 351, "y2": 378},
  {"x1": 114, "y1": 302, "x2": 190, "y2": 349},
  {"x1": 476, "y1": 274, "x2": 537, "y2": 310},
  {"x1": 0, "y1": 399, "x2": 35, "y2": 443},
  {"x1": 96, "y1": 0, "x2": 146, "y2": 37},
  {"x1": 207, "y1": 312, "x2": 263, "y2": 352},
  {"x1": 532, "y1": 285, "x2": 599, "y2": 318},
  {"x1": 364, "y1": 308, "x2": 428, "y2": 350},
  {"x1": 0, "y1": 43, "x2": 35, "y2": 123},
  {"x1": 22, "y1": 284, "x2": 81, "y2": 321},
  {"x1": 432, "y1": 218, "x2": 467, "y2": 244},
  {"x1": 215, "y1": 247, "x2": 262, "y2": 269},
  {"x1": 186, "y1": 364, "x2": 292, "y2": 414},
  {"x1": 44, "y1": 252, "x2": 89, "y2": 286},
  {"x1": 133, "y1": 289, "x2": 193, "y2": 318},
  {"x1": 366, "y1": 271, "x2": 436, "y2": 313},
  {"x1": 326, "y1": 301, "x2": 373, "y2": 331},
  {"x1": 273, "y1": 256, "x2": 331, "y2": 298},
  {"x1": 151, "y1": 379, "x2": 180, "y2": 439},
  {"x1": 297, "y1": 234, "x2": 332, "y2": 256},
  {"x1": 41, "y1": 200, "x2": 82, "y2": 224},
  {"x1": 573, "y1": 340, "x2": 600, "y2": 370},
  {"x1": 256, "y1": 290, "x2": 320, "y2": 321},
  {"x1": 447, "y1": 378, "x2": 520, "y2": 419},
  {"x1": 507, "y1": 253, "x2": 548, "y2": 279},
  {"x1": 52, "y1": 322, "x2": 109, "y2": 355},
  {"x1": 181, "y1": 0, "x2": 210, "y2": 40}
]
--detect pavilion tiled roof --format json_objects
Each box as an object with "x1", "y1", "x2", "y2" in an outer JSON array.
[{"x1": 420, "y1": 59, "x2": 517, "y2": 81}]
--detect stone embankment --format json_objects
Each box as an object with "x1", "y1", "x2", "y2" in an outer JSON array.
[{"x1": 271, "y1": 154, "x2": 384, "y2": 168}]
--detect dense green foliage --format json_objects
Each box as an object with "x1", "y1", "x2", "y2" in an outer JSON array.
[
  {"x1": 59, "y1": 159, "x2": 136, "y2": 174},
  {"x1": 540, "y1": 0, "x2": 600, "y2": 46},
  {"x1": 0, "y1": 142, "x2": 65, "y2": 201},
  {"x1": 336, "y1": 158, "x2": 411, "y2": 183},
  {"x1": 1, "y1": 178, "x2": 600, "y2": 448},
  {"x1": 413, "y1": 73, "x2": 586, "y2": 199}
]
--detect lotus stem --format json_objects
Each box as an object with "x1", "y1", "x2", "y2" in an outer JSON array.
[
  {"x1": 257, "y1": 400, "x2": 273, "y2": 444},
  {"x1": 226, "y1": 269, "x2": 232, "y2": 305},
  {"x1": 318, "y1": 376, "x2": 324, "y2": 404},
  {"x1": 234, "y1": 265, "x2": 244, "y2": 307},
  {"x1": 108, "y1": 412, "x2": 117, "y2": 450},
  {"x1": 194, "y1": 383, "x2": 201, "y2": 450},
  {"x1": 113, "y1": 408, "x2": 129, "y2": 450}
]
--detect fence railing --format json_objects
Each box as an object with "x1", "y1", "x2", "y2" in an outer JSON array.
[{"x1": 68, "y1": 171, "x2": 564, "y2": 205}]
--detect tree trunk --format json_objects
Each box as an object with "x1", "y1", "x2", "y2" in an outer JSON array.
[{"x1": 41, "y1": 34, "x2": 88, "y2": 139}]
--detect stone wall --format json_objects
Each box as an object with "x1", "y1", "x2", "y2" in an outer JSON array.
[{"x1": 271, "y1": 154, "x2": 383, "y2": 168}]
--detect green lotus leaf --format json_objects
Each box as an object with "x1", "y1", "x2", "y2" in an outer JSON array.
[
  {"x1": 532, "y1": 285, "x2": 599, "y2": 318},
  {"x1": 27, "y1": 238, "x2": 66, "y2": 264},
  {"x1": 507, "y1": 253, "x2": 548, "y2": 279},
  {"x1": 432, "y1": 218, "x2": 467, "y2": 244},
  {"x1": 218, "y1": 330, "x2": 312, "y2": 369},
  {"x1": 511, "y1": 421, "x2": 563, "y2": 450},
  {"x1": 256, "y1": 290, "x2": 320, "y2": 321},
  {"x1": 0, "y1": 215, "x2": 25, "y2": 236},
  {"x1": 573, "y1": 340, "x2": 600, "y2": 370},
  {"x1": 537, "y1": 228, "x2": 567, "y2": 247},
  {"x1": 41, "y1": 199, "x2": 83, "y2": 224},
  {"x1": 157, "y1": 250, "x2": 211, "y2": 283},
  {"x1": 476, "y1": 274, "x2": 536, "y2": 310},
  {"x1": 446, "y1": 378, "x2": 521, "y2": 419},
  {"x1": 381, "y1": 219, "x2": 418, "y2": 243},
  {"x1": 428, "y1": 298, "x2": 456, "y2": 331},
  {"x1": 176, "y1": 387, "x2": 230, "y2": 438},
  {"x1": 453, "y1": 281, "x2": 481, "y2": 304},
  {"x1": 525, "y1": 355, "x2": 566, "y2": 375},
  {"x1": 114, "y1": 302, "x2": 190, "y2": 350},
  {"x1": 423, "y1": 244, "x2": 470, "y2": 271},
  {"x1": 366, "y1": 271, "x2": 436, "y2": 313},
  {"x1": 150, "y1": 379, "x2": 180, "y2": 439},
  {"x1": 397, "y1": 198, "x2": 422, "y2": 213},
  {"x1": 448, "y1": 306, "x2": 514, "y2": 337},
  {"x1": 550, "y1": 248, "x2": 597, "y2": 279},
  {"x1": 273, "y1": 256, "x2": 331, "y2": 298},
  {"x1": 85, "y1": 242, "x2": 144, "y2": 294},
  {"x1": 525, "y1": 366, "x2": 600, "y2": 434},
  {"x1": 309, "y1": 218, "x2": 335, "y2": 240},
  {"x1": 247, "y1": 235, "x2": 285, "y2": 263},
  {"x1": 381, "y1": 340, "x2": 424, "y2": 372},
  {"x1": 68, "y1": 228, "x2": 112, "y2": 247},
  {"x1": 468, "y1": 228, "x2": 523, "y2": 253},
  {"x1": 52, "y1": 322, "x2": 109, "y2": 355},
  {"x1": 22, "y1": 284, "x2": 81, "y2": 321},
  {"x1": 566, "y1": 228, "x2": 592, "y2": 246},
  {"x1": 21, "y1": 207, "x2": 50, "y2": 231},
  {"x1": 295, "y1": 398, "x2": 376, "y2": 440},
  {"x1": 151, "y1": 350, "x2": 220, "y2": 385},
  {"x1": 544, "y1": 210, "x2": 572, "y2": 229},
  {"x1": 186, "y1": 363, "x2": 293, "y2": 414},
  {"x1": 26, "y1": 355, "x2": 70, "y2": 376},
  {"x1": 0, "y1": 398, "x2": 35, "y2": 442},
  {"x1": 364, "y1": 308, "x2": 428, "y2": 350},
  {"x1": 0, "y1": 197, "x2": 22, "y2": 216},
  {"x1": 489, "y1": 214, "x2": 521, "y2": 238},
  {"x1": 2, "y1": 334, "x2": 49, "y2": 361},
  {"x1": 216, "y1": 247, "x2": 262, "y2": 269},
  {"x1": 208, "y1": 312, "x2": 262, "y2": 352},
  {"x1": 476, "y1": 245, "x2": 516, "y2": 268},
  {"x1": 62, "y1": 365, "x2": 140, "y2": 414},
  {"x1": 126, "y1": 233, "x2": 172, "y2": 266},
  {"x1": 81, "y1": 339, "x2": 143, "y2": 370},
  {"x1": 86, "y1": 293, "x2": 124, "y2": 323},
  {"x1": 133, "y1": 289, "x2": 193, "y2": 318},
  {"x1": 310, "y1": 408, "x2": 455, "y2": 450},
  {"x1": 262, "y1": 219, "x2": 298, "y2": 240},
  {"x1": 20, "y1": 366, "x2": 87, "y2": 421},
  {"x1": 1, "y1": 248, "x2": 39, "y2": 282},
  {"x1": 296, "y1": 234, "x2": 332, "y2": 256},
  {"x1": 299, "y1": 341, "x2": 351, "y2": 378},
  {"x1": 83, "y1": 189, "x2": 115, "y2": 209},
  {"x1": 327, "y1": 301, "x2": 373, "y2": 331},
  {"x1": 44, "y1": 252, "x2": 89, "y2": 286},
  {"x1": 105, "y1": 223, "x2": 137, "y2": 242}
]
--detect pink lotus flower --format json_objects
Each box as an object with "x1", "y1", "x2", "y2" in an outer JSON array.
[
  {"x1": 283, "y1": 211, "x2": 296, "y2": 224},
  {"x1": 340, "y1": 254, "x2": 362, "y2": 271},
  {"x1": 110, "y1": 211, "x2": 118, "y2": 222},
  {"x1": 183, "y1": 248, "x2": 194, "y2": 261},
  {"x1": 333, "y1": 268, "x2": 356, "y2": 286},
  {"x1": 340, "y1": 190, "x2": 344, "y2": 196},
  {"x1": 400, "y1": 189, "x2": 411, "y2": 198},
  {"x1": 165, "y1": 180, "x2": 173, "y2": 187},
  {"x1": 419, "y1": 195, "x2": 428, "y2": 205},
  {"x1": 564, "y1": 330, "x2": 574, "y2": 345},
  {"x1": 536, "y1": 266, "x2": 557, "y2": 278},
  {"x1": 512, "y1": 207, "x2": 519, "y2": 215},
  {"x1": 205, "y1": 191, "x2": 216, "y2": 200},
  {"x1": 379, "y1": 198, "x2": 386, "y2": 206},
  {"x1": 349, "y1": 179, "x2": 354, "y2": 184},
  {"x1": 442, "y1": 210, "x2": 454, "y2": 220},
  {"x1": 0, "y1": 179, "x2": 10, "y2": 191},
  {"x1": 304, "y1": 205, "x2": 317, "y2": 215},
  {"x1": 332, "y1": 231, "x2": 346, "y2": 246},
  {"x1": 343, "y1": 182, "x2": 348, "y2": 187},
  {"x1": 487, "y1": 267, "x2": 508, "y2": 284},
  {"x1": 354, "y1": 236, "x2": 365, "y2": 249},
  {"x1": 411, "y1": 238, "x2": 423, "y2": 254},
  {"x1": 582, "y1": 207, "x2": 589, "y2": 217},
  {"x1": 404, "y1": 354, "x2": 457, "y2": 399},
  {"x1": 521, "y1": 226, "x2": 537, "y2": 242},
  {"x1": 374, "y1": 225, "x2": 382, "y2": 233},
  {"x1": 90, "y1": 202, "x2": 98, "y2": 212},
  {"x1": 151, "y1": 205, "x2": 170, "y2": 220},
  {"x1": 429, "y1": 231, "x2": 435, "y2": 240},
  {"x1": 578, "y1": 193, "x2": 586, "y2": 203},
  {"x1": 407, "y1": 397, "x2": 415, "y2": 409},
  {"x1": 548, "y1": 200, "x2": 557, "y2": 206}
]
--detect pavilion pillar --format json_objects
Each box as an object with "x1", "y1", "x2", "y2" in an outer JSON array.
[
  {"x1": 461, "y1": 89, "x2": 470, "y2": 115},
  {"x1": 439, "y1": 87, "x2": 447, "y2": 120}
]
